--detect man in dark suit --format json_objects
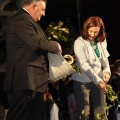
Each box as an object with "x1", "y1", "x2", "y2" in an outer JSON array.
[{"x1": 3, "y1": 0, "x2": 62, "y2": 120}]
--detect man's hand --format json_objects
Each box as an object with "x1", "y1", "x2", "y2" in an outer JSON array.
[{"x1": 57, "y1": 43, "x2": 62, "y2": 53}]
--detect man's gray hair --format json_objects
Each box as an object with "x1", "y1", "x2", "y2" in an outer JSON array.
[{"x1": 16, "y1": 0, "x2": 47, "y2": 8}]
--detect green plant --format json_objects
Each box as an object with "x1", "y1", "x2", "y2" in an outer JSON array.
[
  {"x1": 72, "y1": 64, "x2": 81, "y2": 74},
  {"x1": 46, "y1": 18, "x2": 78, "y2": 43},
  {"x1": 106, "y1": 84, "x2": 119, "y2": 103},
  {"x1": 96, "y1": 84, "x2": 120, "y2": 120},
  {"x1": 46, "y1": 21, "x2": 69, "y2": 42}
]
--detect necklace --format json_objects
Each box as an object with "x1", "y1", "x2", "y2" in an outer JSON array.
[
  {"x1": 91, "y1": 42, "x2": 97, "y2": 50},
  {"x1": 93, "y1": 45, "x2": 96, "y2": 49}
]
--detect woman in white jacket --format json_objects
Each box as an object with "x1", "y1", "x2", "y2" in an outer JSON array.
[{"x1": 72, "y1": 16, "x2": 111, "y2": 120}]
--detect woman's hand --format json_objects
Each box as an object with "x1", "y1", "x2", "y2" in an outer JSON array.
[
  {"x1": 97, "y1": 81, "x2": 107, "y2": 92},
  {"x1": 102, "y1": 72, "x2": 110, "y2": 83}
]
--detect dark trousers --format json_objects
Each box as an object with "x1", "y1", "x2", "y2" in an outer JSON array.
[
  {"x1": 6, "y1": 90, "x2": 46, "y2": 120},
  {"x1": 0, "y1": 72, "x2": 9, "y2": 109},
  {"x1": 73, "y1": 81, "x2": 107, "y2": 120}
]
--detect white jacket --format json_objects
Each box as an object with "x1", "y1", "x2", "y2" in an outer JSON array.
[{"x1": 71, "y1": 36, "x2": 111, "y2": 85}]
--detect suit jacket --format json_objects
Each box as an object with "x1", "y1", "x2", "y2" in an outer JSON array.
[
  {"x1": 3, "y1": 9, "x2": 60, "y2": 93},
  {"x1": 72, "y1": 36, "x2": 111, "y2": 85}
]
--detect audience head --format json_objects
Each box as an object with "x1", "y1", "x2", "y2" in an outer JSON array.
[{"x1": 114, "y1": 59, "x2": 120, "y2": 72}]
